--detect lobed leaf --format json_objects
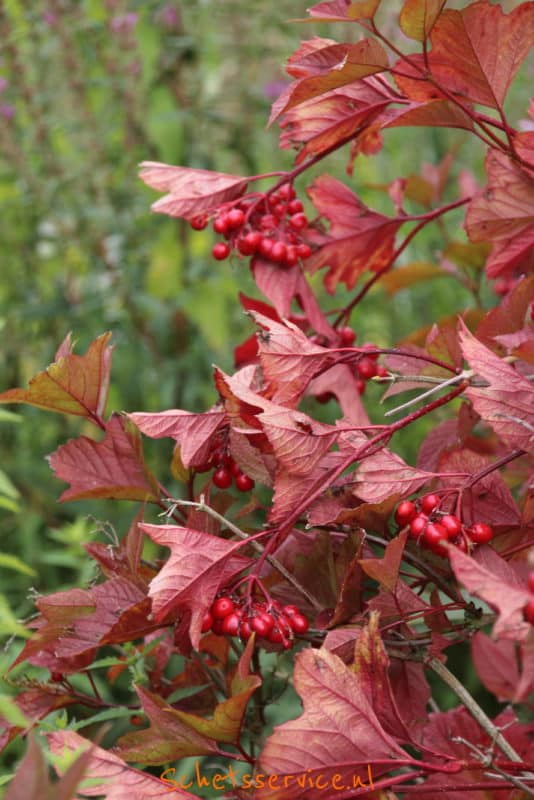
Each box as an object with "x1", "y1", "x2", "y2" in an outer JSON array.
[
  {"x1": 399, "y1": 0, "x2": 446, "y2": 41},
  {"x1": 306, "y1": 0, "x2": 382, "y2": 22}
]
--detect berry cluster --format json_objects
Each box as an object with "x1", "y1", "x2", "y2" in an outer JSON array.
[
  {"x1": 190, "y1": 184, "x2": 313, "y2": 269},
  {"x1": 201, "y1": 594, "x2": 309, "y2": 649},
  {"x1": 195, "y1": 432, "x2": 255, "y2": 492},
  {"x1": 524, "y1": 571, "x2": 534, "y2": 625},
  {"x1": 395, "y1": 494, "x2": 494, "y2": 557},
  {"x1": 317, "y1": 328, "x2": 387, "y2": 401}
]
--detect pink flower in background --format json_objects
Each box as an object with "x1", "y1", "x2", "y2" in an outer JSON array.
[
  {"x1": 262, "y1": 79, "x2": 288, "y2": 100},
  {"x1": 0, "y1": 103, "x2": 15, "y2": 119},
  {"x1": 155, "y1": 5, "x2": 181, "y2": 31},
  {"x1": 42, "y1": 11, "x2": 57, "y2": 26},
  {"x1": 110, "y1": 12, "x2": 138, "y2": 34}
]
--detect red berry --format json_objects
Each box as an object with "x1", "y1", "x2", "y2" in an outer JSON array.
[
  {"x1": 213, "y1": 215, "x2": 229, "y2": 234},
  {"x1": 360, "y1": 343, "x2": 379, "y2": 360},
  {"x1": 339, "y1": 327, "x2": 356, "y2": 346},
  {"x1": 273, "y1": 203, "x2": 286, "y2": 218},
  {"x1": 201, "y1": 610, "x2": 214, "y2": 633},
  {"x1": 284, "y1": 245, "x2": 299, "y2": 267},
  {"x1": 250, "y1": 616, "x2": 271, "y2": 637},
  {"x1": 130, "y1": 715, "x2": 144, "y2": 726},
  {"x1": 235, "y1": 473, "x2": 255, "y2": 492},
  {"x1": 467, "y1": 522, "x2": 494, "y2": 545},
  {"x1": 288, "y1": 613, "x2": 309, "y2": 634},
  {"x1": 212, "y1": 597, "x2": 235, "y2": 619},
  {"x1": 423, "y1": 523, "x2": 448, "y2": 554},
  {"x1": 239, "y1": 619, "x2": 253, "y2": 641},
  {"x1": 524, "y1": 597, "x2": 534, "y2": 625},
  {"x1": 296, "y1": 243, "x2": 312, "y2": 259},
  {"x1": 226, "y1": 208, "x2": 245, "y2": 228},
  {"x1": 358, "y1": 357, "x2": 378, "y2": 380},
  {"x1": 222, "y1": 612, "x2": 241, "y2": 636},
  {"x1": 376, "y1": 365, "x2": 388, "y2": 378},
  {"x1": 420, "y1": 493, "x2": 441, "y2": 514},
  {"x1": 289, "y1": 212, "x2": 308, "y2": 230},
  {"x1": 270, "y1": 241, "x2": 288, "y2": 263},
  {"x1": 212, "y1": 618, "x2": 225, "y2": 635},
  {"x1": 51, "y1": 672, "x2": 64, "y2": 683},
  {"x1": 356, "y1": 378, "x2": 366, "y2": 395},
  {"x1": 278, "y1": 183, "x2": 296, "y2": 200},
  {"x1": 282, "y1": 605, "x2": 300, "y2": 617},
  {"x1": 409, "y1": 514, "x2": 428, "y2": 539},
  {"x1": 287, "y1": 199, "x2": 304, "y2": 214},
  {"x1": 528, "y1": 571, "x2": 534, "y2": 594},
  {"x1": 268, "y1": 626, "x2": 284, "y2": 643},
  {"x1": 395, "y1": 501, "x2": 417, "y2": 526},
  {"x1": 237, "y1": 235, "x2": 257, "y2": 255},
  {"x1": 258, "y1": 237, "x2": 274, "y2": 258},
  {"x1": 212, "y1": 242, "x2": 231, "y2": 261},
  {"x1": 440, "y1": 515, "x2": 463, "y2": 538},
  {"x1": 213, "y1": 466, "x2": 232, "y2": 489},
  {"x1": 258, "y1": 612, "x2": 275, "y2": 634},
  {"x1": 190, "y1": 213, "x2": 208, "y2": 230},
  {"x1": 259, "y1": 214, "x2": 277, "y2": 230}
]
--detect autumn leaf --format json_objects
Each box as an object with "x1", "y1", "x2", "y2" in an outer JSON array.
[
  {"x1": 306, "y1": 0, "x2": 382, "y2": 22},
  {"x1": 140, "y1": 524, "x2": 251, "y2": 645},
  {"x1": 128, "y1": 407, "x2": 226, "y2": 468},
  {"x1": 465, "y1": 147, "x2": 534, "y2": 279},
  {"x1": 399, "y1": 0, "x2": 446, "y2": 41},
  {"x1": 0, "y1": 332, "x2": 112, "y2": 424},
  {"x1": 306, "y1": 175, "x2": 401, "y2": 292},
  {"x1": 359, "y1": 530, "x2": 408, "y2": 593},
  {"x1": 458, "y1": 321, "x2": 534, "y2": 450},
  {"x1": 260, "y1": 408, "x2": 339, "y2": 476},
  {"x1": 0, "y1": 690, "x2": 76, "y2": 753},
  {"x1": 48, "y1": 730, "x2": 197, "y2": 799},
  {"x1": 139, "y1": 162, "x2": 250, "y2": 220},
  {"x1": 395, "y1": 1, "x2": 534, "y2": 110},
  {"x1": 257, "y1": 648, "x2": 409, "y2": 799},
  {"x1": 448, "y1": 545, "x2": 532, "y2": 642},
  {"x1": 351, "y1": 448, "x2": 434, "y2": 503},
  {"x1": 48, "y1": 413, "x2": 160, "y2": 503},
  {"x1": 471, "y1": 632, "x2": 534, "y2": 703}
]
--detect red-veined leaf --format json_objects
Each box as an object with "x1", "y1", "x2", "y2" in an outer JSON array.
[
  {"x1": 471, "y1": 632, "x2": 534, "y2": 703},
  {"x1": 259, "y1": 408, "x2": 339, "y2": 476},
  {"x1": 306, "y1": 175, "x2": 401, "y2": 292},
  {"x1": 399, "y1": 0, "x2": 446, "y2": 41},
  {"x1": 139, "y1": 162, "x2": 250, "y2": 220},
  {"x1": 351, "y1": 447, "x2": 434, "y2": 503},
  {"x1": 306, "y1": 0, "x2": 382, "y2": 22},
  {"x1": 128, "y1": 407, "x2": 225, "y2": 467},
  {"x1": 0, "y1": 333, "x2": 112, "y2": 423},
  {"x1": 47, "y1": 414, "x2": 160, "y2": 503}
]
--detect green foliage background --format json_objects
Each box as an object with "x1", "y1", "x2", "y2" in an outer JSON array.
[{"x1": 0, "y1": 0, "x2": 530, "y2": 784}]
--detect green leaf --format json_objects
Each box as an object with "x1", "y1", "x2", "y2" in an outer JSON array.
[
  {"x1": 0, "y1": 553, "x2": 36, "y2": 576},
  {"x1": 0, "y1": 694, "x2": 32, "y2": 727}
]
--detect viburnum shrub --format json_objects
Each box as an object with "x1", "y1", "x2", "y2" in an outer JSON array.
[{"x1": 1, "y1": 1, "x2": 534, "y2": 797}]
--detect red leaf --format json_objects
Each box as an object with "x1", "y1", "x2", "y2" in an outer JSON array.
[
  {"x1": 471, "y1": 631, "x2": 532, "y2": 703},
  {"x1": 48, "y1": 414, "x2": 160, "y2": 503},
  {"x1": 307, "y1": 364, "x2": 371, "y2": 425},
  {"x1": 458, "y1": 321, "x2": 534, "y2": 450},
  {"x1": 258, "y1": 648, "x2": 408, "y2": 798},
  {"x1": 476, "y1": 275, "x2": 534, "y2": 345},
  {"x1": 395, "y1": 1, "x2": 534, "y2": 110},
  {"x1": 140, "y1": 524, "x2": 251, "y2": 645},
  {"x1": 306, "y1": 0, "x2": 382, "y2": 22},
  {"x1": 352, "y1": 448, "x2": 433, "y2": 503},
  {"x1": 0, "y1": 332, "x2": 112, "y2": 423},
  {"x1": 359, "y1": 530, "x2": 408, "y2": 593},
  {"x1": 269, "y1": 450, "x2": 347, "y2": 525},
  {"x1": 306, "y1": 175, "x2": 401, "y2": 291},
  {"x1": 270, "y1": 38, "x2": 389, "y2": 122},
  {"x1": 139, "y1": 162, "x2": 250, "y2": 220},
  {"x1": 399, "y1": 0, "x2": 446, "y2": 41},
  {"x1": 128, "y1": 407, "x2": 225, "y2": 467},
  {"x1": 260, "y1": 408, "x2": 339, "y2": 476},
  {"x1": 465, "y1": 147, "x2": 534, "y2": 279},
  {"x1": 48, "y1": 730, "x2": 197, "y2": 799},
  {"x1": 448, "y1": 545, "x2": 531, "y2": 641}
]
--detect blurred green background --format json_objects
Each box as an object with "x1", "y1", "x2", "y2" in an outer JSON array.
[{"x1": 0, "y1": 0, "x2": 530, "y2": 783}]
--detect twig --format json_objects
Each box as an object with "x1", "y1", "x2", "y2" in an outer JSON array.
[{"x1": 384, "y1": 370, "x2": 472, "y2": 417}]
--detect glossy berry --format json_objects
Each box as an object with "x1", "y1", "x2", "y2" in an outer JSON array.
[
  {"x1": 440, "y1": 515, "x2": 463, "y2": 539},
  {"x1": 296, "y1": 243, "x2": 312, "y2": 259},
  {"x1": 423, "y1": 523, "x2": 448, "y2": 554},
  {"x1": 213, "y1": 466, "x2": 232, "y2": 489},
  {"x1": 226, "y1": 208, "x2": 245, "y2": 228},
  {"x1": 358, "y1": 357, "x2": 378, "y2": 380},
  {"x1": 282, "y1": 605, "x2": 300, "y2": 617},
  {"x1": 339, "y1": 327, "x2": 356, "y2": 346},
  {"x1": 239, "y1": 620, "x2": 253, "y2": 641},
  {"x1": 287, "y1": 199, "x2": 304, "y2": 214},
  {"x1": 211, "y1": 618, "x2": 225, "y2": 635},
  {"x1": 289, "y1": 212, "x2": 308, "y2": 230},
  {"x1": 259, "y1": 214, "x2": 277, "y2": 230},
  {"x1": 524, "y1": 597, "x2": 534, "y2": 625},
  {"x1": 258, "y1": 237, "x2": 274, "y2": 258},
  {"x1": 356, "y1": 378, "x2": 366, "y2": 395},
  {"x1": 420, "y1": 493, "x2": 441, "y2": 514},
  {"x1": 278, "y1": 183, "x2": 296, "y2": 200},
  {"x1": 235, "y1": 472, "x2": 255, "y2": 492},
  {"x1": 212, "y1": 597, "x2": 235, "y2": 619},
  {"x1": 268, "y1": 626, "x2": 284, "y2": 644},
  {"x1": 212, "y1": 242, "x2": 231, "y2": 260},
  {"x1": 528, "y1": 571, "x2": 534, "y2": 594},
  {"x1": 201, "y1": 610, "x2": 214, "y2": 633},
  {"x1": 221, "y1": 613, "x2": 241, "y2": 636},
  {"x1": 190, "y1": 213, "x2": 208, "y2": 230},
  {"x1": 467, "y1": 522, "x2": 494, "y2": 545},
  {"x1": 270, "y1": 241, "x2": 288, "y2": 263},
  {"x1": 250, "y1": 616, "x2": 271, "y2": 637},
  {"x1": 395, "y1": 501, "x2": 417, "y2": 526},
  {"x1": 213, "y1": 216, "x2": 229, "y2": 234},
  {"x1": 288, "y1": 613, "x2": 309, "y2": 634},
  {"x1": 285, "y1": 245, "x2": 299, "y2": 267},
  {"x1": 409, "y1": 514, "x2": 428, "y2": 539}
]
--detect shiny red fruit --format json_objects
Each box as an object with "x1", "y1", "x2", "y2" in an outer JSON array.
[
  {"x1": 420, "y1": 493, "x2": 441, "y2": 514},
  {"x1": 239, "y1": 620, "x2": 253, "y2": 640},
  {"x1": 212, "y1": 597, "x2": 235, "y2": 619},
  {"x1": 213, "y1": 216, "x2": 229, "y2": 234},
  {"x1": 270, "y1": 241, "x2": 288, "y2": 263},
  {"x1": 358, "y1": 357, "x2": 378, "y2": 380},
  {"x1": 423, "y1": 523, "x2": 448, "y2": 554},
  {"x1": 289, "y1": 212, "x2": 308, "y2": 229},
  {"x1": 524, "y1": 597, "x2": 534, "y2": 625},
  {"x1": 278, "y1": 183, "x2": 296, "y2": 200},
  {"x1": 190, "y1": 213, "x2": 208, "y2": 230},
  {"x1": 284, "y1": 245, "x2": 299, "y2": 267},
  {"x1": 201, "y1": 610, "x2": 214, "y2": 633},
  {"x1": 288, "y1": 613, "x2": 309, "y2": 634},
  {"x1": 467, "y1": 522, "x2": 494, "y2": 545},
  {"x1": 282, "y1": 605, "x2": 300, "y2": 617},
  {"x1": 250, "y1": 616, "x2": 271, "y2": 637},
  {"x1": 222, "y1": 612, "x2": 241, "y2": 636},
  {"x1": 296, "y1": 243, "x2": 312, "y2": 259},
  {"x1": 212, "y1": 618, "x2": 225, "y2": 635},
  {"x1": 213, "y1": 466, "x2": 232, "y2": 489},
  {"x1": 258, "y1": 612, "x2": 275, "y2": 634},
  {"x1": 258, "y1": 237, "x2": 274, "y2": 258},
  {"x1": 226, "y1": 208, "x2": 245, "y2": 228},
  {"x1": 339, "y1": 327, "x2": 356, "y2": 346},
  {"x1": 235, "y1": 473, "x2": 255, "y2": 492},
  {"x1": 440, "y1": 515, "x2": 463, "y2": 538},
  {"x1": 528, "y1": 572, "x2": 534, "y2": 594},
  {"x1": 259, "y1": 214, "x2": 277, "y2": 230},
  {"x1": 395, "y1": 500, "x2": 417, "y2": 526},
  {"x1": 409, "y1": 514, "x2": 428, "y2": 539},
  {"x1": 212, "y1": 242, "x2": 231, "y2": 260}
]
